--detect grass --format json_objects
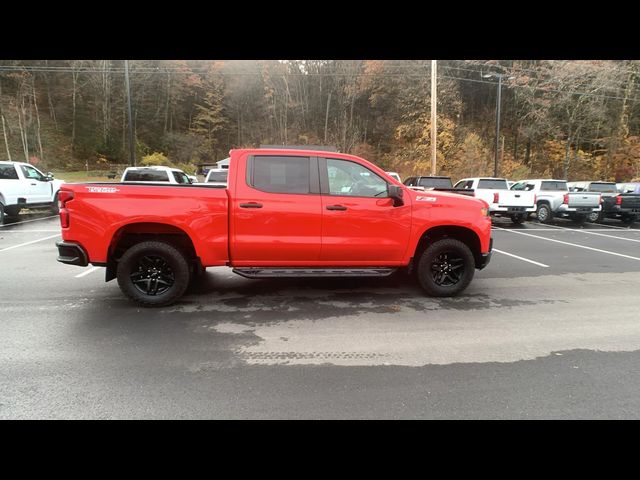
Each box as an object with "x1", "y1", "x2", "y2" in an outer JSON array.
[{"x1": 51, "y1": 170, "x2": 120, "y2": 183}]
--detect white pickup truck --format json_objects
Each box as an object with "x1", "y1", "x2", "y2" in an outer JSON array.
[
  {"x1": 0, "y1": 161, "x2": 65, "y2": 224},
  {"x1": 454, "y1": 177, "x2": 536, "y2": 224},
  {"x1": 511, "y1": 179, "x2": 601, "y2": 224}
]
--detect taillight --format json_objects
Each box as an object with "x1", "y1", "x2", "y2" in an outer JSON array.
[
  {"x1": 493, "y1": 192, "x2": 499, "y2": 204},
  {"x1": 616, "y1": 195, "x2": 622, "y2": 205},
  {"x1": 563, "y1": 193, "x2": 569, "y2": 204},
  {"x1": 533, "y1": 194, "x2": 537, "y2": 204},
  {"x1": 58, "y1": 190, "x2": 74, "y2": 228}
]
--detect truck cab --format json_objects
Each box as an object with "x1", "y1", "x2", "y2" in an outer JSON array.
[
  {"x1": 0, "y1": 161, "x2": 64, "y2": 224},
  {"x1": 511, "y1": 179, "x2": 601, "y2": 224},
  {"x1": 568, "y1": 181, "x2": 640, "y2": 224},
  {"x1": 56, "y1": 148, "x2": 493, "y2": 307}
]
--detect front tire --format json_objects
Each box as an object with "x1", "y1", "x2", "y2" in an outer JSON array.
[
  {"x1": 116, "y1": 241, "x2": 191, "y2": 307},
  {"x1": 0, "y1": 202, "x2": 5, "y2": 225},
  {"x1": 50, "y1": 192, "x2": 59, "y2": 214},
  {"x1": 417, "y1": 238, "x2": 475, "y2": 297}
]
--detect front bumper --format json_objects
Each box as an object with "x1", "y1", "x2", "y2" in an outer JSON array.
[
  {"x1": 477, "y1": 238, "x2": 493, "y2": 270},
  {"x1": 56, "y1": 241, "x2": 89, "y2": 267}
]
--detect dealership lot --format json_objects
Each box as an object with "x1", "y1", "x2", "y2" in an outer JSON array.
[{"x1": 2, "y1": 212, "x2": 640, "y2": 418}]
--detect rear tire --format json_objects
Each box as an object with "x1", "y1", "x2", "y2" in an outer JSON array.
[
  {"x1": 571, "y1": 214, "x2": 587, "y2": 225},
  {"x1": 536, "y1": 203, "x2": 553, "y2": 223},
  {"x1": 0, "y1": 202, "x2": 5, "y2": 225},
  {"x1": 621, "y1": 214, "x2": 636, "y2": 225},
  {"x1": 587, "y1": 211, "x2": 602, "y2": 223},
  {"x1": 417, "y1": 238, "x2": 475, "y2": 297},
  {"x1": 510, "y1": 213, "x2": 525, "y2": 224},
  {"x1": 116, "y1": 241, "x2": 191, "y2": 307}
]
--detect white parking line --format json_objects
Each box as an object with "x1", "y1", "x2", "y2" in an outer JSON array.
[
  {"x1": 535, "y1": 223, "x2": 640, "y2": 244},
  {"x1": 0, "y1": 215, "x2": 58, "y2": 227},
  {"x1": 0, "y1": 230, "x2": 60, "y2": 233},
  {"x1": 492, "y1": 248, "x2": 550, "y2": 267},
  {"x1": 74, "y1": 266, "x2": 101, "y2": 278},
  {"x1": 494, "y1": 227, "x2": 640, "y2": 262},
  {"x1": 0, "y1": 234, "x2": 61, "y2": 252}
]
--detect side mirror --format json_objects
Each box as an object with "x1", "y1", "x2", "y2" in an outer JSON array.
[{"x1": 388, "y1": 184, "x2": 404, "y2": 207}]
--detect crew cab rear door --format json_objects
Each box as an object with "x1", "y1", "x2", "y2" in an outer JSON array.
[
  {"x1": 318, "y1": 157, "x2": 411, "y2": 263},
  {"x1": 231, "y1": 154, "x2": 322, "y2": 264}
]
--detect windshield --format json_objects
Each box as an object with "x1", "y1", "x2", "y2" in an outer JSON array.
[
  {"x1": 478, "y1": 179, "x2": 508, "y2": 190},
  {"x1": 418, "y1": 177, "x2": 452, "y2": 188},
  {"x1": 589, "y1": 182, "x2": 618, "y2": 193}
]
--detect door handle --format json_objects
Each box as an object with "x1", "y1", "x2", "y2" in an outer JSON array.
[
  {"x1": 31, "y1": 183, "x2": 37, "y2": 186},
  {"x1": 239, "y1": 202, "x2": 263, "y2": 208},
  {"x1": 326, "y1": 205, "x2": 347, "y2": 211}
]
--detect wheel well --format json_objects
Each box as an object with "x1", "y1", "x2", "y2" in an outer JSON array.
[
  {"x1": 537, "y1": 200, "x2": 550, "y2": 206},
  {"x1": 412, "y1": 226, "x2": 482, "y2": 271},
  {"x1": 106, "y1": 223, "x2": 199, "y2": 281}
]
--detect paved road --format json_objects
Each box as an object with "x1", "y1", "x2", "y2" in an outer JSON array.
[{"x1": 1, "y1": 213, "x2": 640, "y2": 418}]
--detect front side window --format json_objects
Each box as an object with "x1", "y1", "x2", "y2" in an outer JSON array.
[
  {"x1": 20, "y1": 165, "x2": 45, "y2": 181},
  {"x1": 172, "y1": 171, "x2": 191, "y2": 184},
  {"x1": 252, "y1": 156, "x2": 310, "y2": 194},
  {"x1": 0, "y1": 165, "x2": 19, "y2": 180},
  {"x1": 326, "y1": 159, "x2": 387, "y2": 197}
]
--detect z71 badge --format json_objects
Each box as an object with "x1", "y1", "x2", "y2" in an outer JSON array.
[
  {"x1": 85, "y1": 186, "x2": 120, "y2": 193},
  {"x1": 416, "y1": 196, "x2": 437, "y2": 202}
]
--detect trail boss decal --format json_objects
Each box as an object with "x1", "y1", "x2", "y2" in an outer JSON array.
[
  {"x1": 416, "y1": 196, "x2": 437, "y2": 202},
  {"x1": 85, "y1": 186, "x2": 120, "y2": 193}
]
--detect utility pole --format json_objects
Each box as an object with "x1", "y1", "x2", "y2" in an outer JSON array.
[
  {"x1": 124, "y1": 60, "x2": 136, "y2": 166},
  {"x1": 430, "y1": 60, "x2": 437, "y2": 176},
  {"x1": 482, "y1": 72, "x2": 514, "y2": 177}
]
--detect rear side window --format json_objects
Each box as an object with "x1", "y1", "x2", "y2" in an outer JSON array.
[
  {"x1": 124, "y1": 170, "x2": 170, "y2": 182},
  {"x1": 540, "y1": 181, "x2": 567, "y2": 191},
  {"x1": 454, "y1": 180, "x2": 473, "y2": 189},
  {"x1": 478, "y1": 179, "x2": 508, "y2": 190},
  {"x1": 0, "y1": 164, "x2": 19, "y2": 180},
  {"x1": 252, "y1": 156, "x2": 310, "y2": 194}
]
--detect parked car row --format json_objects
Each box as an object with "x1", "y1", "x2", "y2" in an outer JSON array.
[{"x1": 401, "y1": 173, "x2": 640, "y2": 225}]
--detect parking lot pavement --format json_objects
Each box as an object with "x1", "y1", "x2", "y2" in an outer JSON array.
[{"x1": 2, "y1": 214, "x2": 640, "y2": 418}]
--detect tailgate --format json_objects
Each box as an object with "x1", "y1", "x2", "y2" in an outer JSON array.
[
  {"x1": 568, "y1": 192, "x2": 600, "y2": 208},
  {"x1": 499, "y1": 191, "x2": 534, "y2": 207}
]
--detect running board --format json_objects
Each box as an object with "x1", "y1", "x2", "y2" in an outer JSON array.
[{"x1": 233, "y1": 267, "x2": 397, "y2": 279}]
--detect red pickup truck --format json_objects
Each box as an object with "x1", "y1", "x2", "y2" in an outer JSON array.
[{"x1": 56, "y1": 148, "x2": 493, "y2": 306}]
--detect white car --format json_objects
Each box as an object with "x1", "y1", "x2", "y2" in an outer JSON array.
[
  {"x1": 454, "y1": 177, "x2": 536, "y2": 224},
  {"x1": 0, "y1": 161, "x2": 65, "y2": 224},
  {"x1": 385, "y1": 171, "x2": 401, "y2": 183},
  {"x1": 121, "y1": 166, "x2": 192, "y2": 184},
  {"x1": 204, "y1": 168, "x2": 228, "y2": 187}
]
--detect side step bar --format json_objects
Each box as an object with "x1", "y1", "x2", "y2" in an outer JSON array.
[{"x1": 233, "y1": 267, "x2": 397, "y2": 279}]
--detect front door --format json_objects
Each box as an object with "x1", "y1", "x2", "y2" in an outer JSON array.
[
  {"x1": 20, "y1": 164, "x2": 51, "y2": 204},
  {"x1": 319, "y1": 157, "x2": 411, "y2": 264},
  {"x1": 231, "y1": 154, "x2": 322, "y2": 265}
]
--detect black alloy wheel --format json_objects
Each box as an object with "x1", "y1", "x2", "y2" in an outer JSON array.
[{"x1": 130, "y1": 255, "x2": 176, "y2": 296}]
